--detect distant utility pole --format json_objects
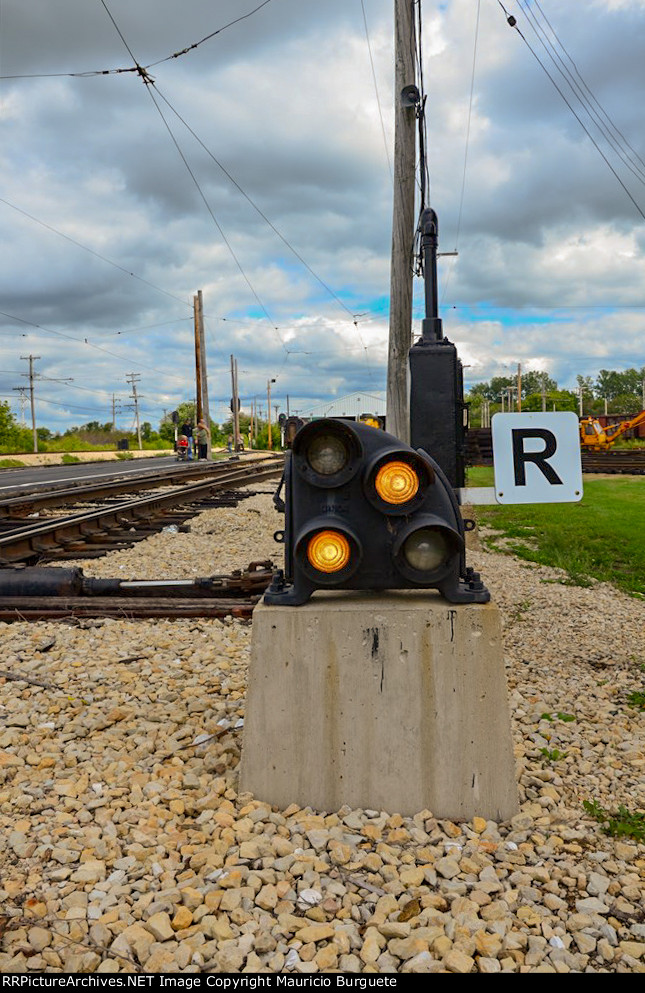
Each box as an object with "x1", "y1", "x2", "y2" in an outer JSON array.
[
  {"x1": 386, "y1": 0, "x2": 417, "y2": 444},
  {"x1": 230, "y1": 355, "x2": 240, "y2": 452},
  {"x1": 195, "y1": 290, "x2": 211, "y2": 458},
  {"x1": 517, "y1": 363, "x2": 522, "y2": 413},
  {"x1": 111, "y1": 394, "x2": 122, "y2": 430},
  {"x1": 578, "y1": 384, "x2": 583, "y2": 417},
  {"x1": 267, "y1": 378, "x2": 276, "y2": 450},
  {"x1": 126, "y1": 373, "x2": 142, "y2": 450},
  {"x1": 541, "y1": 374, "x2": 547, "y2": 412},
  {"x1": 17, "y1": 354, "x2": 41, "y2": 453},
  {"x1": 194, "y1": 294, "x2": 204, "y2": 425},
  {"x1": 14, "y1": 387, "x2": 28, "y2": 426}
]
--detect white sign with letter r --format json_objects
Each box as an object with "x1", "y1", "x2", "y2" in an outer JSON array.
[{"x1": 491, "y1": 412, "x2": 583, "y2": 504}]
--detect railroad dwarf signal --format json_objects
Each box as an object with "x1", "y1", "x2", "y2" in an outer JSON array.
[{"x1": 265, "y1": 418, "x2": 489, "y2": 606}]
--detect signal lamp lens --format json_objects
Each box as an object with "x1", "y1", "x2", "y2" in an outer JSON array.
[
  {"x1": 375, "y1": 460, "x2": 419, "y2": 505},
  {"x1": 307, "y1": 530, "x2": 351, "y2": 573},
  {"x1": 307, "y1": 434, "x2": 348, "y2": 476},
  {"x1": 402, "y1": 528, "x2": 449, "y2": 572}
]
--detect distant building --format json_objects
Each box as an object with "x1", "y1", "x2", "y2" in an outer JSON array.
[{"x1": 302, "y1": 391, "x2": 386, "y2": 420}]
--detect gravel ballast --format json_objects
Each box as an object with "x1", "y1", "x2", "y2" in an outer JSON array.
[{"x1": 0, "y1": 489, "x2": 643, "y2": 974}]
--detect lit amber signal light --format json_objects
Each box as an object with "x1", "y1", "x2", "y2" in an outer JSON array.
[
  {"x1": 375, "y1": 460, "x2": 420, "y2": 505},
  {"x1": 307, "y1": 530, "x2": 351, "y2": 573}
]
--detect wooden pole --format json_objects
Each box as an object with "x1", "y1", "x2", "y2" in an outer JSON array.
[
  {"x1": 197, "y1": 290, "x2": 211, "y2": 458},
  {"x1": 230, "y1": 355, "x2": 240, "y2": 452},
  {"x1": 194, "y1": 295, "x2": 203, "y2": 425},
  {"x1": 517, "y1": 363, "x2": 522, "y2": 413},
  {"x1": 267, "y1": 379, "x2": 273, "y2": 450},
  {"x1": 386, "y1": 0, "x2": 417, "y2": 445}
]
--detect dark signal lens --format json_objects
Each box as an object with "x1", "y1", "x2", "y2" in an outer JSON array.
[
  {"x1": 402, "y1": 527, "x2": 449, "y2": 572},
  {"x1": 307, "y1": 434, "x2": 348, "y2": 476}
]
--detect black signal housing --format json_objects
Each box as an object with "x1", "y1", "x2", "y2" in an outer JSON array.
[{"x1": 266, "y1": 418, "x2": 489, "y2": 606}]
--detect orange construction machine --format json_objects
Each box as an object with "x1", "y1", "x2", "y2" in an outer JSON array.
[{"x1": 579, "y1": 410, "x2": 645, "y2": 451}]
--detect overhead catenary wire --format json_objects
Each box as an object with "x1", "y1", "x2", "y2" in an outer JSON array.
[
  {"x1": 96, "y1": 0, "x2": 289, "y2": 354},
  {"x1": 516, "y1": 0, "x2": 645, "y2": 189},
  {"x1": 531, "y1": 0, "x2": 645, "y2": 180},
  {"x1": 151, "y1": 84, "x2": 367, "y2": 327},
  {"x1": 497, "y1": 1, "x2": 645, "y2": 223},
  {"x1": 441, "y1": 0, "x2": 481, "y2": 306},
  {"x1": 0, "y1": 310, "x2": 190, "y2": 386},
  {"x1": 2, "y1": 2, "x2": 384, "y2": 373},
  {"x1": 0, "y1": 197, "x2": 192, "y2": 311},
  {"x1": 1, "y1": 1, "x2": 278, "y2": 80},
  {"x1": 359, "y1": 0, "x2": 392, "y2": 182}
]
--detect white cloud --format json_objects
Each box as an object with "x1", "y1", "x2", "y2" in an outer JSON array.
[{"x1": 1, "y1": 0, "x2": 644, "y2": 434}]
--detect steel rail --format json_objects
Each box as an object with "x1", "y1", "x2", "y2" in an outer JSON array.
[
  {"x1": 0, "y1": 596, "x2": 260, "y2": 621},
  {"x1": 0, "y1": 458, "x2": 284, "y2": 565},
  {"x1": 0, "y1": 455, "x2": 267, "y2": 517}
]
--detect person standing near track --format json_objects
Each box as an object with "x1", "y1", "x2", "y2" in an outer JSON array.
[
  {"x1": 196, "y1": 420, "x2": 210, "y2": 460},
  {"x1": 180, "y1": 420, "x2": 194, "y2": 460}
]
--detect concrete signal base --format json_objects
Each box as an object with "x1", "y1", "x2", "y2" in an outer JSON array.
[{"x1": 240, "y1": 591, "x2": 519, "y2": 821}]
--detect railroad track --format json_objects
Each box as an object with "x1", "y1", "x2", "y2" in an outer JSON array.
[
  {"x1": 0, "y1": 562, "x2": 275, "y2": 622},
  {"x1": 0, "y1": 457, "x2": 284, "y2": 566},
  {"x1": 581, "y1": 450, "x2": 645, "y2": 475},
  {"x1": 0, "y1": 454, "x2": 270, "y2": 518}
]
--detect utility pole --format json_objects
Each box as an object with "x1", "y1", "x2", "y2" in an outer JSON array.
[
  {"x1": 387, "y1": 0, "x2": 417, "y2": 444},
  {"x1": 194, "y1": 294, "x2": 203, "y2": 425},
  {"x1": 18, "y1": 355, "x2": 41, "y2": 453},
  {"x1": 196, "y1": 290, "x2": 211, "y2": 458},
  {"x1": 578, "y1": 384, "x2": 583, "y2": 417},
  {"x1": 286, "y1": 394, "x2": 290, "y2": 417},
  {"x1": 230, "y1": 355, "x2": 240, "y2": 452},
  {"x1": 267, "y1": 378, "x2": 276, "y2": 450},
  {"x1": 111, "y1": 394, "x2": 122, "y2": 430},
  {"x1": 517, "y1": 363, "x2": 522, "y2": 413},
  {"x1": 14, "y1": 387, "x2": 28, "y2": 426},
  {"x1": 541, "y1": 374, "x2": 547, "y2": 413},
  {"x1": 126, "y1": 373, "x2": 142, "y2": 450}
]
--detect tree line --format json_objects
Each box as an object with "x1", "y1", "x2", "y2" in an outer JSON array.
[
  {"x1": 0, "y1": 401, "x2": 280, "y2": 456},
  {"x1": 467, "y1": 366, "x2": 645, "y2": 425}
]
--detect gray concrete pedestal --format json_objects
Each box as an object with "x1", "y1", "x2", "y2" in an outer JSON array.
[{"x1": 240, "y1": 590, "x2": 518, "y2": 820}]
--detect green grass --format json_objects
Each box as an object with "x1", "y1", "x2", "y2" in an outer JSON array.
[
  {"x1": 466, "y1": 467, "x2": 645, "y2": 596},
  {"x1": 61, "y1": 453, "x2": 81, "y2": 464},
  {"x1": 0, "y1": 458, "x2": 26, "y2": 469}
]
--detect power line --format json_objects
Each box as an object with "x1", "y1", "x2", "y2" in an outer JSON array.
[
  {"x1": 441, "y1": 0, "x2": 481, "y2": 306},
  {"x1": 96, "y1": 1, "x2": 378, "y2": 379},
  {"x1": 153, "y1": 82, "x2": 365, "y2": 324},
  {"x1": 516, "y1": 0, "x2": 645, "y2": 189},
  {"x1": 96, "y1": 0, "x2": 286, "y2": 349},
  {"x1": 359, "y1": 0, "x2": 392, "y2": 181},
  {"x1": 0, "y1": 310, "x2": 189, "y2": 384},
  {"x1": 0, "y1": 197, "x2": 192, "y2": 309},
  {"x1": 0, "y1": 1, "x2": 277, "y2": 79},
  {"x1": 146, "y1": 0, "x2": 276, "y2": 69},
  {"x1": 531, "y1": 0, "x2": 645, "y2": 180},
  {"x1": 497, "y1": 2, "x2": 645, "y2": 223}
]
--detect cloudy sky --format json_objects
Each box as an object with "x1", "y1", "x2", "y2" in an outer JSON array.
[{"x1": 1, "y1": 0, "x2": 644, "y2": 434}]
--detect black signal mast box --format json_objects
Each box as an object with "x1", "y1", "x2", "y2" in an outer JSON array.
[{"x1": 409, "y1": 208, "x2": 468, "y2": 490}]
